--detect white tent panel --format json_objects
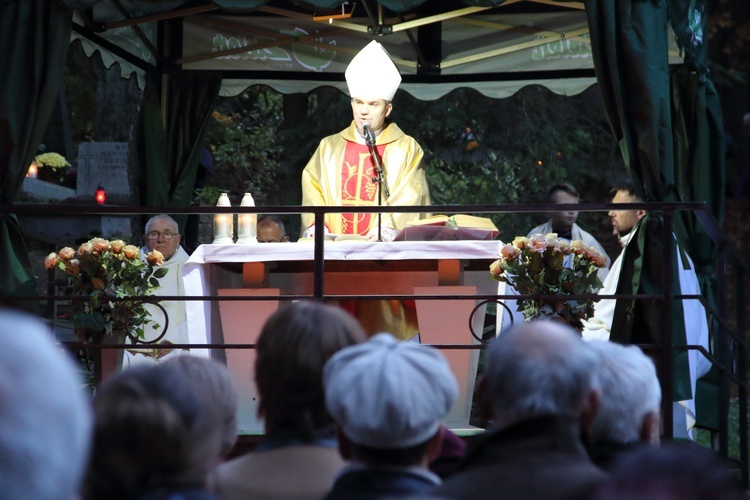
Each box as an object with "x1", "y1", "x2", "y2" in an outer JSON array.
[
  {"x1": 219, "y1": 77, "x2": 597, "y2": 100},
  {"x1": 70, "y1": 7, "x2": 681, "y2": 101},
  {"x1": 181, "y1": 13, "x2": 599, "y2": 75}
]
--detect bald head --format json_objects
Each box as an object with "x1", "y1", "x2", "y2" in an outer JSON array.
[
  {"x1": 257, "y1": 216, "x2": 289, "y2": 243},
  {"x1": 483, "y1": 320, "x2": 600, "y2": 429}
]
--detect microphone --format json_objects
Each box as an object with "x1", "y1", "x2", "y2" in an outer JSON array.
[{"x1": 362, "y1": 122, "x2": 376, "y2": 146}]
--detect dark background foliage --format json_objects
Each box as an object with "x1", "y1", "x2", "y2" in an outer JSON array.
[{"x1": 200, "y1": 84, "x2": 626, "y2": 253}]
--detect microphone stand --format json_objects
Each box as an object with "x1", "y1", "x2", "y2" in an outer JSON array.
[{"x1": 365, "y1": 135, "x2": 389, "y2": 242}]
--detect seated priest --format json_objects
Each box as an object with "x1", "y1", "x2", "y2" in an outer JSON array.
[
  {"x1": 300, "y1": 40, "x2": 431, "y2": 243},
  {"x1": 125, "y1": 214, "x2": 190, "y2": 367},
  {"x1": 582, "y1": 180, "x2": 711, "y2": 438}
]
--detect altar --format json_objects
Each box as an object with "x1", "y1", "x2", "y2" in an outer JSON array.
[{"x1": 183, "y1": 240, "x2": 518, "y2": 434}]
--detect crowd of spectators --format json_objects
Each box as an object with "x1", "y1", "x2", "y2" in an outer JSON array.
[{"x1": 0, "y1": 307, "x2": 743, "y2": 500}]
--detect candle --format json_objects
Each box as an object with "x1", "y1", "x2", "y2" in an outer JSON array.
[
  {"x1": 213, "y1": 193, "x2": 234, "y2": 244},
  {"x1": 237, "y1": 192, "x2": 258, "y2": 244}
]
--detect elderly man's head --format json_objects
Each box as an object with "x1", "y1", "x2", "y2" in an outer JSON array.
[
  {"x1": 588, "y1": 341, "x2": 661, "y2": 445},
  {"x1": 0, "y1": 310, "x2": 92, "y2": 499},
  {"x1": 143, "y1": 214, "x2": 181, "y2": 260},
  {"x1": 480, "y1": 320, "x2": 600, "y2": 432},
  {"x1": 257, "y1": 215, "x2": 290, "y2": 243}
]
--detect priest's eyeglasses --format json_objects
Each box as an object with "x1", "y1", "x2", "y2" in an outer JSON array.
[{"x1": 146, "y1": 231, "x2": 177, "y2": 240}]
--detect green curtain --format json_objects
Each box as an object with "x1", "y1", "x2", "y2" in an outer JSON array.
[
  {"x1": 584, "y1": 0, "x2": 693, "y2": 402},
  {"x1": 586, "y1": 0, "x2": 726, "y2": 426},
  {"x1": 0, "y1": 0, "x2": 72, "y2": 310},
  {"x1": 666, "y1": 0, "x2": 725, "y2": 430},
  {"x1": 135, "y1": 71, "x2": 221, "y2": 231},
  {"x1": 667, "y1": 0, "x2": 724, "y2": 300}
]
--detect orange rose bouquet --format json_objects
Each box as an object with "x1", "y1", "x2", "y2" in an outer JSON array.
[
  {"x1": 45, "y1": 237, "x2": 167, "y2": 342},
  {"x1": 489, "y1": 233, "x2": 606, "y2": 327}
]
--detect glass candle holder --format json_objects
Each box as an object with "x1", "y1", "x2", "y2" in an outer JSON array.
[
  {"x1": 213, "y1": 193, "x2": 234, "y2": 244},
  {"x1": 236, "y1": 192, "x2": 257, "y2": 244}
]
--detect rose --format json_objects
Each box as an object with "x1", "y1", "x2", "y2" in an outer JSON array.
[
  {"x1": 512, "y1": 236, "x2": 529, "y2": 249},
  {"x1": 591, "y1": 253, "x2": 607, "y2": 268},
  {"x1": 91, "y1": 237, "x2": 110, "y2": 253},
  {"x1": 59, "y1": 247, "x2": 75, "y2": 260},
  {"x1": 545, "y1": 235, "x2": 562, "y2": 252},
  {"x1": 489, "y1": 259, "x2": 503, "y2": 276},
  {"x1": 569, "y1": 240, "x2": 586, "y2": 254},
  {"x1": 584, "y1": 247, "x2": 607, "y2": 268},
  {"x1": 78, "y1": 242, "x2": 93, "y2": 255},
  {"x1": 45, "y1": 252, "x2": 58, "y2": 270},
  {"x1": 528, "y1": 234, "x2": 547, "y2": 253},
  {"x1": 67, "y1": 259, "x2": 80, "y2": 276},
  {"x1": 146, "y1": 250, "x2": 164, "y2": 266},
  {"x1": 558, "y1": 239, "x2": 571, "y2": 254},
  {"x1": 123, "y1": 245, "x2": 140, "y2": 259},
  {"x1": 500, "y1": 243, "x2": 520, "y2": 260},
  {"x1": 110, "y1": 240, "x2": 125, "y2": 254}
]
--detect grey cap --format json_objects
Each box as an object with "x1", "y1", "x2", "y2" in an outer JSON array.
[{"x1": 324, "y1": 333, "x2": 458, "y2": 449}]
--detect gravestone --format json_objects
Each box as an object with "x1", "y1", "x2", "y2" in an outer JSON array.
[
  {"x1": 77, "y1": 142, "x2": 133, "y2": 238},
  {"x1": 77, "y1": 142, "x2": 131, "y2": 199}
]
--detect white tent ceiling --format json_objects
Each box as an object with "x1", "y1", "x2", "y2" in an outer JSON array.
[{"x1": 71, "y1": 0, "x2": 684, "y2": 100}]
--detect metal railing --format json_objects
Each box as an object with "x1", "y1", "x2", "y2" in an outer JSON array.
[{"x1": 1, "y1": 200, "x2": 746, "y2": 485}]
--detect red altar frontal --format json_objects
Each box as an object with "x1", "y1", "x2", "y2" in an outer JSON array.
[{"x1": 183, "y1": 240, "x2": 517, "y2": 435}]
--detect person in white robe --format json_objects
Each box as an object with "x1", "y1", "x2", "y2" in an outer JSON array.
[
  {"x1": 124, "y1": 214, "x2": 190, "y2": 367},
  {"x1": 527, "y1": 182, "x2": 611, "y2": 281},
  {"x1": 582, "y1": 182, "x2": 711, "y2": 437}
]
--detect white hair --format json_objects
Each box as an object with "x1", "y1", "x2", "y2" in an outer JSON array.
[
  {"x1": 485, "y1": 320, "x2": 600, "y2": 423},
  {"x1": 144, "y1": 214, "x2": 179, "y2": 234},
  {"x1": 0, "y1": 310, "x2": 92, "y2": 499},
  {"x1": 588, "y1": 340, "x2": 661, "y2": 443}
]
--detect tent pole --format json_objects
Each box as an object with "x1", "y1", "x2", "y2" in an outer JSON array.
[{"x1": 104, "y1": 4, "x2": 218, "y2": 30}]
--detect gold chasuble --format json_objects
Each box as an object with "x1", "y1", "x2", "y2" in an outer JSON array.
[
  {"x1": 301, "y1": 121, "x2": 430, "y2": 236},
  {"x1": 301, "y1": 120, "x2": 429, "y2": 340}
]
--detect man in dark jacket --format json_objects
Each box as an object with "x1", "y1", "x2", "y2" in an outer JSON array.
[
  {"x1": 430, "y1": 320, "x2": 607, "y2": 500},
  {"x1": 322, "y1": 333, "x2": 458, "y2": 499}
]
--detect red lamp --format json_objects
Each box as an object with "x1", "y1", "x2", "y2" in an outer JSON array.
[{"x1": 95, "y1": 184, "x2": 106, "y2": 205}]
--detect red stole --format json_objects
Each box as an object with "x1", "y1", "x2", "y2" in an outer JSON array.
[{"x1": 340, "y1": 141, "x2": 386, "y2": 235}]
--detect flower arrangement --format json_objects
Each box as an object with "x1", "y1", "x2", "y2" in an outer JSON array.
[
  {"x1": 489, "y1": 233, "x2": 607, "y2": 328},
  {"x1": 35, "y1": 152, "x2": 71, "y2": 169},
  {"x1": 45, "y1": 237, "x2": 168, "y2": 343},
  {"x1": 34, "y1": 152, "x2": 74, "y2": 186}
]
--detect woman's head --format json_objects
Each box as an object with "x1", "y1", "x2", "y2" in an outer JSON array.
[{"x1": 255, "y1": 301, "x2": 367, "y2": 437}]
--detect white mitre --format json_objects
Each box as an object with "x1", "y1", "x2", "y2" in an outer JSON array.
[{"x1": 345, "y1": 40, "x2": 401, "y2": 101}]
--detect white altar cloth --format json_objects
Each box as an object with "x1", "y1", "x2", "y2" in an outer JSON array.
[{"x1": 183, "y1": 240, "x2": 515, "y2": 355}]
